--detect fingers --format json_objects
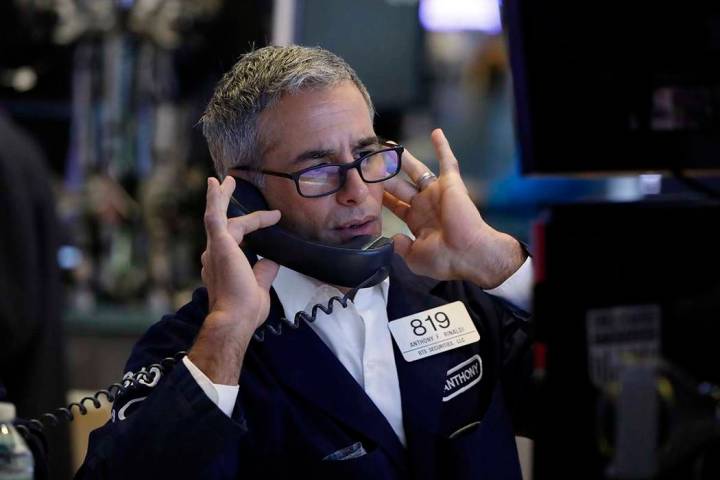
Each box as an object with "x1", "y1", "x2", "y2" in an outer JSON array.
[
  {"x1": 253, "y1": 258, "x2": 280, "y2": 291},
  {"x1": 200, "y1": 251, "x2": 209, "y2": 285},
  {"x1": 205, "y1": 175, "x2": 281, "y2": 244},
  {"x1": 227, "y1": 210, "x2": 281, "y2": 243},
  {"x1": 383, "y1": 191, "x2": 410, "y2": 220},
  {"x1": 400, "y1": 148, "x2": 433, "y2": 185},
  {"x1": 393, "y1": 129, "x2": 458, "y2": 190},
  {"x1": 392, "y1": 129, "x2": 458, "y2": 192},
  {"x1": 385, "y1": 144, "x2": 437, "y2": 202},
  {"x1": 431, "y1": 129, "x2": 460, "y2": 176},
  {"x1": 204, "y1": 176, "x2": 236, "y2": 239},
  {"x1": 391, "y1": 233, "x2": 413, "y2": 259},
  {"x1": 383, "y1": 176, "x2": 418, "y2": 205}
]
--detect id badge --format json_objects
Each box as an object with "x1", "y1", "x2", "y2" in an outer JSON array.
[{"x1": 389, "y1": 301, "x2": 480, "y2": 362}]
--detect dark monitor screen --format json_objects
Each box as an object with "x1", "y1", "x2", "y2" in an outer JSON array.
[
  {"x1": 295, "y1": 0, "x2": 422, "y2": 111},
  {"x1": 532, "y1": 200, "x2": 720, "y2": 478},
  {"x1": 504, "y1": 1, "x2": 720, "y2": 175}
]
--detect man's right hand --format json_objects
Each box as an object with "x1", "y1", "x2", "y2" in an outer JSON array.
[{"x1": 188, "y1": 176, "x2": 281, "y2": 385}]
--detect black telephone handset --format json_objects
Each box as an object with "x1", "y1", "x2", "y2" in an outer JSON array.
[{"x1": 227, "y1": 176, "x2": 394, "y2": 289}]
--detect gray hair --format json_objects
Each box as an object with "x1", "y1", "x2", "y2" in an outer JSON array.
[{"x1": 200, "y1": 45, "x2": 375, "y2": 178}]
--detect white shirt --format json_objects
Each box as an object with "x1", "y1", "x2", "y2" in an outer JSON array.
[{"x1": 184, "y1": 257, "x2": 533, "y2": 443}]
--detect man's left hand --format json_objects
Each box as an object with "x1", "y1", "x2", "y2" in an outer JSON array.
[{"x1": 383, "y1": 129, "x2": 526, "y2": 289}]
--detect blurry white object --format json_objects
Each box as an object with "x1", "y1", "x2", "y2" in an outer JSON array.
[
  {"x1": 419, "y1": 0, "x2": 502, "y2": 33},
  {"x1": 639, "y1": 174, "x2": 663, "y2": 195},
  {"x1": 272, "y1": 0, "x2": 296, "y2": 46}
]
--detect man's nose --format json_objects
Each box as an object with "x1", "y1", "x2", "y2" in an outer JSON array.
[{"x1": 335, "y1": 167, "x2": 369, "y2": 206}]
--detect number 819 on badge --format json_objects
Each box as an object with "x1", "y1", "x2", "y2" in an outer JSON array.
[{"x1": 389, "y1": 301, "x2": 480, "y2": 362}]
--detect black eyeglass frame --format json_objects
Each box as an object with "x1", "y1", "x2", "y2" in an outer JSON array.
[{"x1": 229, "y1": 144, "x2": 404, "y2": 198}]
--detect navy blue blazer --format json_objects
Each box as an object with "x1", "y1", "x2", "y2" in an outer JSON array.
[{"x1": 77, "y1": 256, "x2": 533, "y2": 479}]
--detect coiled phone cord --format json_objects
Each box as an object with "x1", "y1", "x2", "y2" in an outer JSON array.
[
  {"x1": 252, "y1": 266, "x2": 388, "y2": 341},
  {"x1": 14, "y1": 267, "x2": 389, "y2": 439},
  {"x1": 14, "y1": 351, "x2": 187, "y2": 439}
]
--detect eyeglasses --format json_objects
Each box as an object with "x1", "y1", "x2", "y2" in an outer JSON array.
[{"x1": 230, "y1": 144, "x2": 403, "y2": 198}]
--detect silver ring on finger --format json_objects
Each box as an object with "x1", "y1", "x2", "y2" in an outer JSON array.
[{"x1": 415, "y1": 171, "x2": 437, "y2": 191}]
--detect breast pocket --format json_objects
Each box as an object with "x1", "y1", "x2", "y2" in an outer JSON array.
[
  {"x1": 322, "y1": 441, "x2": 367, "y2": 461},
  {"x1": 314, "y1": 445, "x2": 397, "y2": 479}
]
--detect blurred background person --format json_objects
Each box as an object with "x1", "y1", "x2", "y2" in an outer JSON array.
[{"x1": 0, "y1": 109, "x2": 71, "y2": 480}]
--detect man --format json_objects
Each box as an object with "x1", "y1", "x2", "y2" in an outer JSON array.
[
  {"x1": 0, "y1": 111, "x2": 71, "y2": 480},
  {"x1": 78, "y1": 45, "x2": 534, "y2": 479}
]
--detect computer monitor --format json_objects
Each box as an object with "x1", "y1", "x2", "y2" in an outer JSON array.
[
  {"x1": 532, "y1": 200, "x2": 720, "y2": 479},
  {"x1": 294, "y1": 0, "x2": 423, "y2": 112},
  {"x1": 503, "y1": 0, "x2": 720, "y2": 175}
]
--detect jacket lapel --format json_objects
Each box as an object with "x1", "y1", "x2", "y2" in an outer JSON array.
[
  {"x1": 387, "y1": 256, "x2": 458, "y2": 479},
  {"x1": 252, "y1": 287, "x2": 408, "y2": 472}
]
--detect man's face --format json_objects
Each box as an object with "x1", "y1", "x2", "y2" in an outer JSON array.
[{"x1": 257, "y1": 81, "x2": 384, "y2": 245}]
